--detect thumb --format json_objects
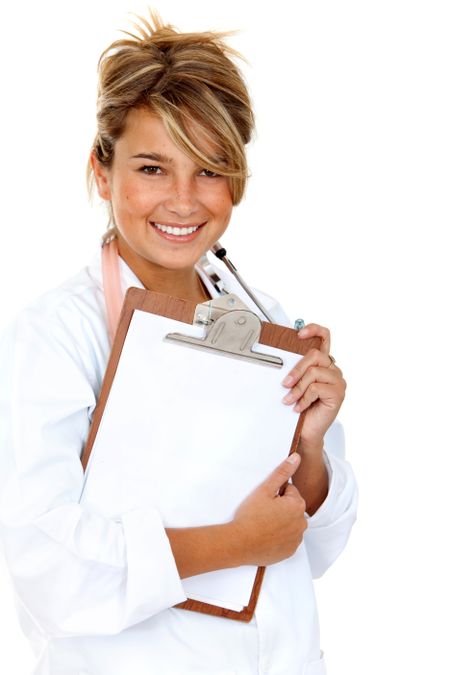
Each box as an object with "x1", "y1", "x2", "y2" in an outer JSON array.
[{"x1": 262, "y1": 453, "x2": 301, "y2": 497}]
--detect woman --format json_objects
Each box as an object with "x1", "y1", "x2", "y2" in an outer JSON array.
[{"x1": 0, "y1": 13, "x2": 357, "y2": 675}]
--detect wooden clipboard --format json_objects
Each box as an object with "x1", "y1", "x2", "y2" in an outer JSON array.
[{"x1": 81, "y1": 287, "x2": 320, "y2": 623}]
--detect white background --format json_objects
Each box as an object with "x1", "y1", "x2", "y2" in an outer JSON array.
[{"x1": 0, "y1": 1, "x2": 448, "y2": 673}]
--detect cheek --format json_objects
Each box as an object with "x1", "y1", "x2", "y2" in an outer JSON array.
[
  {"x1": 114, "y1": 181, "x2": 152, "y2": 214},
  {"x1": 219, "y1": 199, "x2": 233, "y2": 225},
  {"x1": 211, "y1": 190, "x2": 233, "y2": 223}
]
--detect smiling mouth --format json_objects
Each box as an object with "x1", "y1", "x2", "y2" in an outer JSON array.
[{"x1": 151, "y1": 222, "x2": 205, "y2": 236}]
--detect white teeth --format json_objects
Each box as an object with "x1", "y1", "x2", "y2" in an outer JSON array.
[{"x1": 153, "y1": 223, "x2": 200, "y2": 236}]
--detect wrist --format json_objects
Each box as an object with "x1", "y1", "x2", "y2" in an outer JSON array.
[
  {"x1": 298, "y1": 437, "x2": 324, "y2": 458},
  {"x1": 293, "y1": 444, "x2": 329, "y2": 516},
  {"x1": 226, "y1": 519, "x2": 251, "y2": 567},
  {"x1": 166, "y1": 521, "x2": 243, "y2": 579}
]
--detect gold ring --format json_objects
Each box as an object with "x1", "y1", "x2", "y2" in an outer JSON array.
[{"x1": 328, "y1": 354, "x2": 336, "y2": 368}]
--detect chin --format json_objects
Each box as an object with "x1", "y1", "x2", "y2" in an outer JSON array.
[{"x1": 149, "y1": 254, "x2": 200, "y2": 271}]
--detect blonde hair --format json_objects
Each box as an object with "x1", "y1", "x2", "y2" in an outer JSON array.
[{"x1": 88, "y1": 11, "x2": 254, "y2": 233}]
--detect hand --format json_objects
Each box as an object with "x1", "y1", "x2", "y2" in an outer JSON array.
[
  {"x1": 281, "y1": 323, "x2": 346, "y2": 449},
  {"x1": 231, "y1": 453, "x2": 307, "y2": 566}
]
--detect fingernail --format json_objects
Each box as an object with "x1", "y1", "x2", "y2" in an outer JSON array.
[
  {"x1": 287, "y1": 453, "x2": 300, "y2": 464},
  {"x1": 282, "y1": 394, "x2": 293, "y2": 404},
  {"x1": 282, "y1": 375, "x2": 294, "y2": 386}
]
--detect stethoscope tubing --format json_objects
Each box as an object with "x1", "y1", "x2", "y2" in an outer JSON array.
[{"x1": 101, "y1": 238, "x2": 275, "y2": 344}]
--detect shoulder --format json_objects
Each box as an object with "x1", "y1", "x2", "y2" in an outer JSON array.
[
  {"x1": 18, "y1": 253, "x2": 104, "y2": 324},
  {"x1": 2, "y1": 253, "x2": 109, "y2": 391}
]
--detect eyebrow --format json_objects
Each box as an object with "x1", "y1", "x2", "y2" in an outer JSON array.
[
  {"x1": 131, "y1": 153, "x2": 173, "y2": 163},
  {"x1": 131, "y1": 152, "x2": 228, "y2": 167}
]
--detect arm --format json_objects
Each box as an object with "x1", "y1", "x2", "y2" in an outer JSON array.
[
  {"x1": 303, "y1": 445, "x2": 357, "y2": 578},
  {"x1": 281, "y1": 323, "x2": 358, "y2": 573},
  {"x1": 167, "y1": 452, "x2": 306, "y2": 579},
  {"x1": 0, "y1": 311, "x2": 185, "y2": 637},
  {"x1": 0, "y1": 308, "x2": 307, "y2": 637},
  {"x1": 292, "y1": 439, "x2": 329, "y2": 516},
  {"x1": 281, "y1": 322, "x2": 347, "y2": 514}
]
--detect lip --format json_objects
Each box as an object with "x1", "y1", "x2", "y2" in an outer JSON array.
[{"x1": 150, "y1": 221, "x2": 206, "y2": 243}]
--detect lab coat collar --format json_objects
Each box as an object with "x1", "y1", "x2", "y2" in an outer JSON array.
[{"x1": 87, "y1": 242, "x2": 222, "y2": 301}]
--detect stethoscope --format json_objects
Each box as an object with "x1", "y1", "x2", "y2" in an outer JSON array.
[
  {"x1": 199, "y1": 243, "x2": 276, "y2": 323},
  {"x1": 101, "y1": 238, "x2": 278, "y2": 344}
]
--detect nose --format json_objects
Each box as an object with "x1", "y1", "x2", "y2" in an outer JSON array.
[{"x1": 164, "y1": 175, "x2": 199, "y2": 219}]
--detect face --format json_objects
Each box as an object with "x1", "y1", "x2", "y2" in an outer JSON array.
[{"x1": 92, "y1": 108, "x2": 233, "y2": 276}]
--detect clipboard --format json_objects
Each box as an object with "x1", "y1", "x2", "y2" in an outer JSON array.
[{"x1": 80, "y1": 287, "x2": 320, "y2": 622}]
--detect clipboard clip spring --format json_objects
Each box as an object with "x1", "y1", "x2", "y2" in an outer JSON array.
[{"x1": 165, "y1": 295, "x2": 283, "y2": 368}]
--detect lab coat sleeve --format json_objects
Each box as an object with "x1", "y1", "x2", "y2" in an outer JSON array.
[
  {"x1": 0, "y1": 304, "x2": 186, "y2": 639},
  {"x1": 255, "y1": 294, "x2": 358, "y2": 578},
  {"x1": 303, "y1": 423, "x2": 358, "y2": 578}
]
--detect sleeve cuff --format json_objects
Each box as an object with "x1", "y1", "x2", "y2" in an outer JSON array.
[{"x1": 121, "y1": 507, "x2": 187, "y2": 626}]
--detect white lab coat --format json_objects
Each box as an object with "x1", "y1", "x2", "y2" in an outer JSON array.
[{"x1": 0, "y1": 248, "x2": 357, "y2": 675}]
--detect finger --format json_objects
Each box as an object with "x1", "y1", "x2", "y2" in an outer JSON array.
[
  {"x1": 297, "y1": 323, "x2": 331, "y2": 354},
  {"x1": 261, "y1": 453, "x2": 301, "y2": 497},
  {"x1": 294, "y1": 382, "x2": 343, "y2": 414},
  {"x1": 282, "y1": 483, "x2": 304, "y2": 503},
  {"x1": 282, "y1": 349, "x2": 342, "y2": 392},
  {"x1": 282, "y1": 483, "x2": 299, "y2": 497},
  {"x1": 283, "y1": 365, "x2": 343, "y2": 405}
]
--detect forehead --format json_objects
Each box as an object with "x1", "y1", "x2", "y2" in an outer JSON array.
[
  {"x1": 118, "y1": 108, "x2": 174, "y2": 152},
  {"x1": 119, "y1": 107, "x2": 223, "y2": 160}
]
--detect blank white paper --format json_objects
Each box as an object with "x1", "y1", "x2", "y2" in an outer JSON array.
[{"x1": 81, "y1": 309, "x2": 302, "y2": 610}]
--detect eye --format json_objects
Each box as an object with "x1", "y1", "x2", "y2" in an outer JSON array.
[
  {"x1": 200, "y1": 168, "x2": 221, "y2": 178},
  {"x1": 139, "y1": 165, "x2": 163, "y2": 175}
]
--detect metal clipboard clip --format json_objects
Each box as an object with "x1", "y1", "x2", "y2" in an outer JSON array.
[{"x1": 165, "y1": 294, "x2": 283, "y2": 368}]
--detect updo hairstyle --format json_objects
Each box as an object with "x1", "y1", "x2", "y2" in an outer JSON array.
[{"x1": 88, "y1": 11, "x2": 255, "y2": 224}]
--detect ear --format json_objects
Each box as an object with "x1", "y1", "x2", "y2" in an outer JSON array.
[{"x1": 90, "y1": 151, "x2": 112, "y2": 200}]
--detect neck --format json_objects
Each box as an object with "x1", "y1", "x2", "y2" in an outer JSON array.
[{"x1": 117, "y1": 236, "x2": 210, "y2": 303}]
